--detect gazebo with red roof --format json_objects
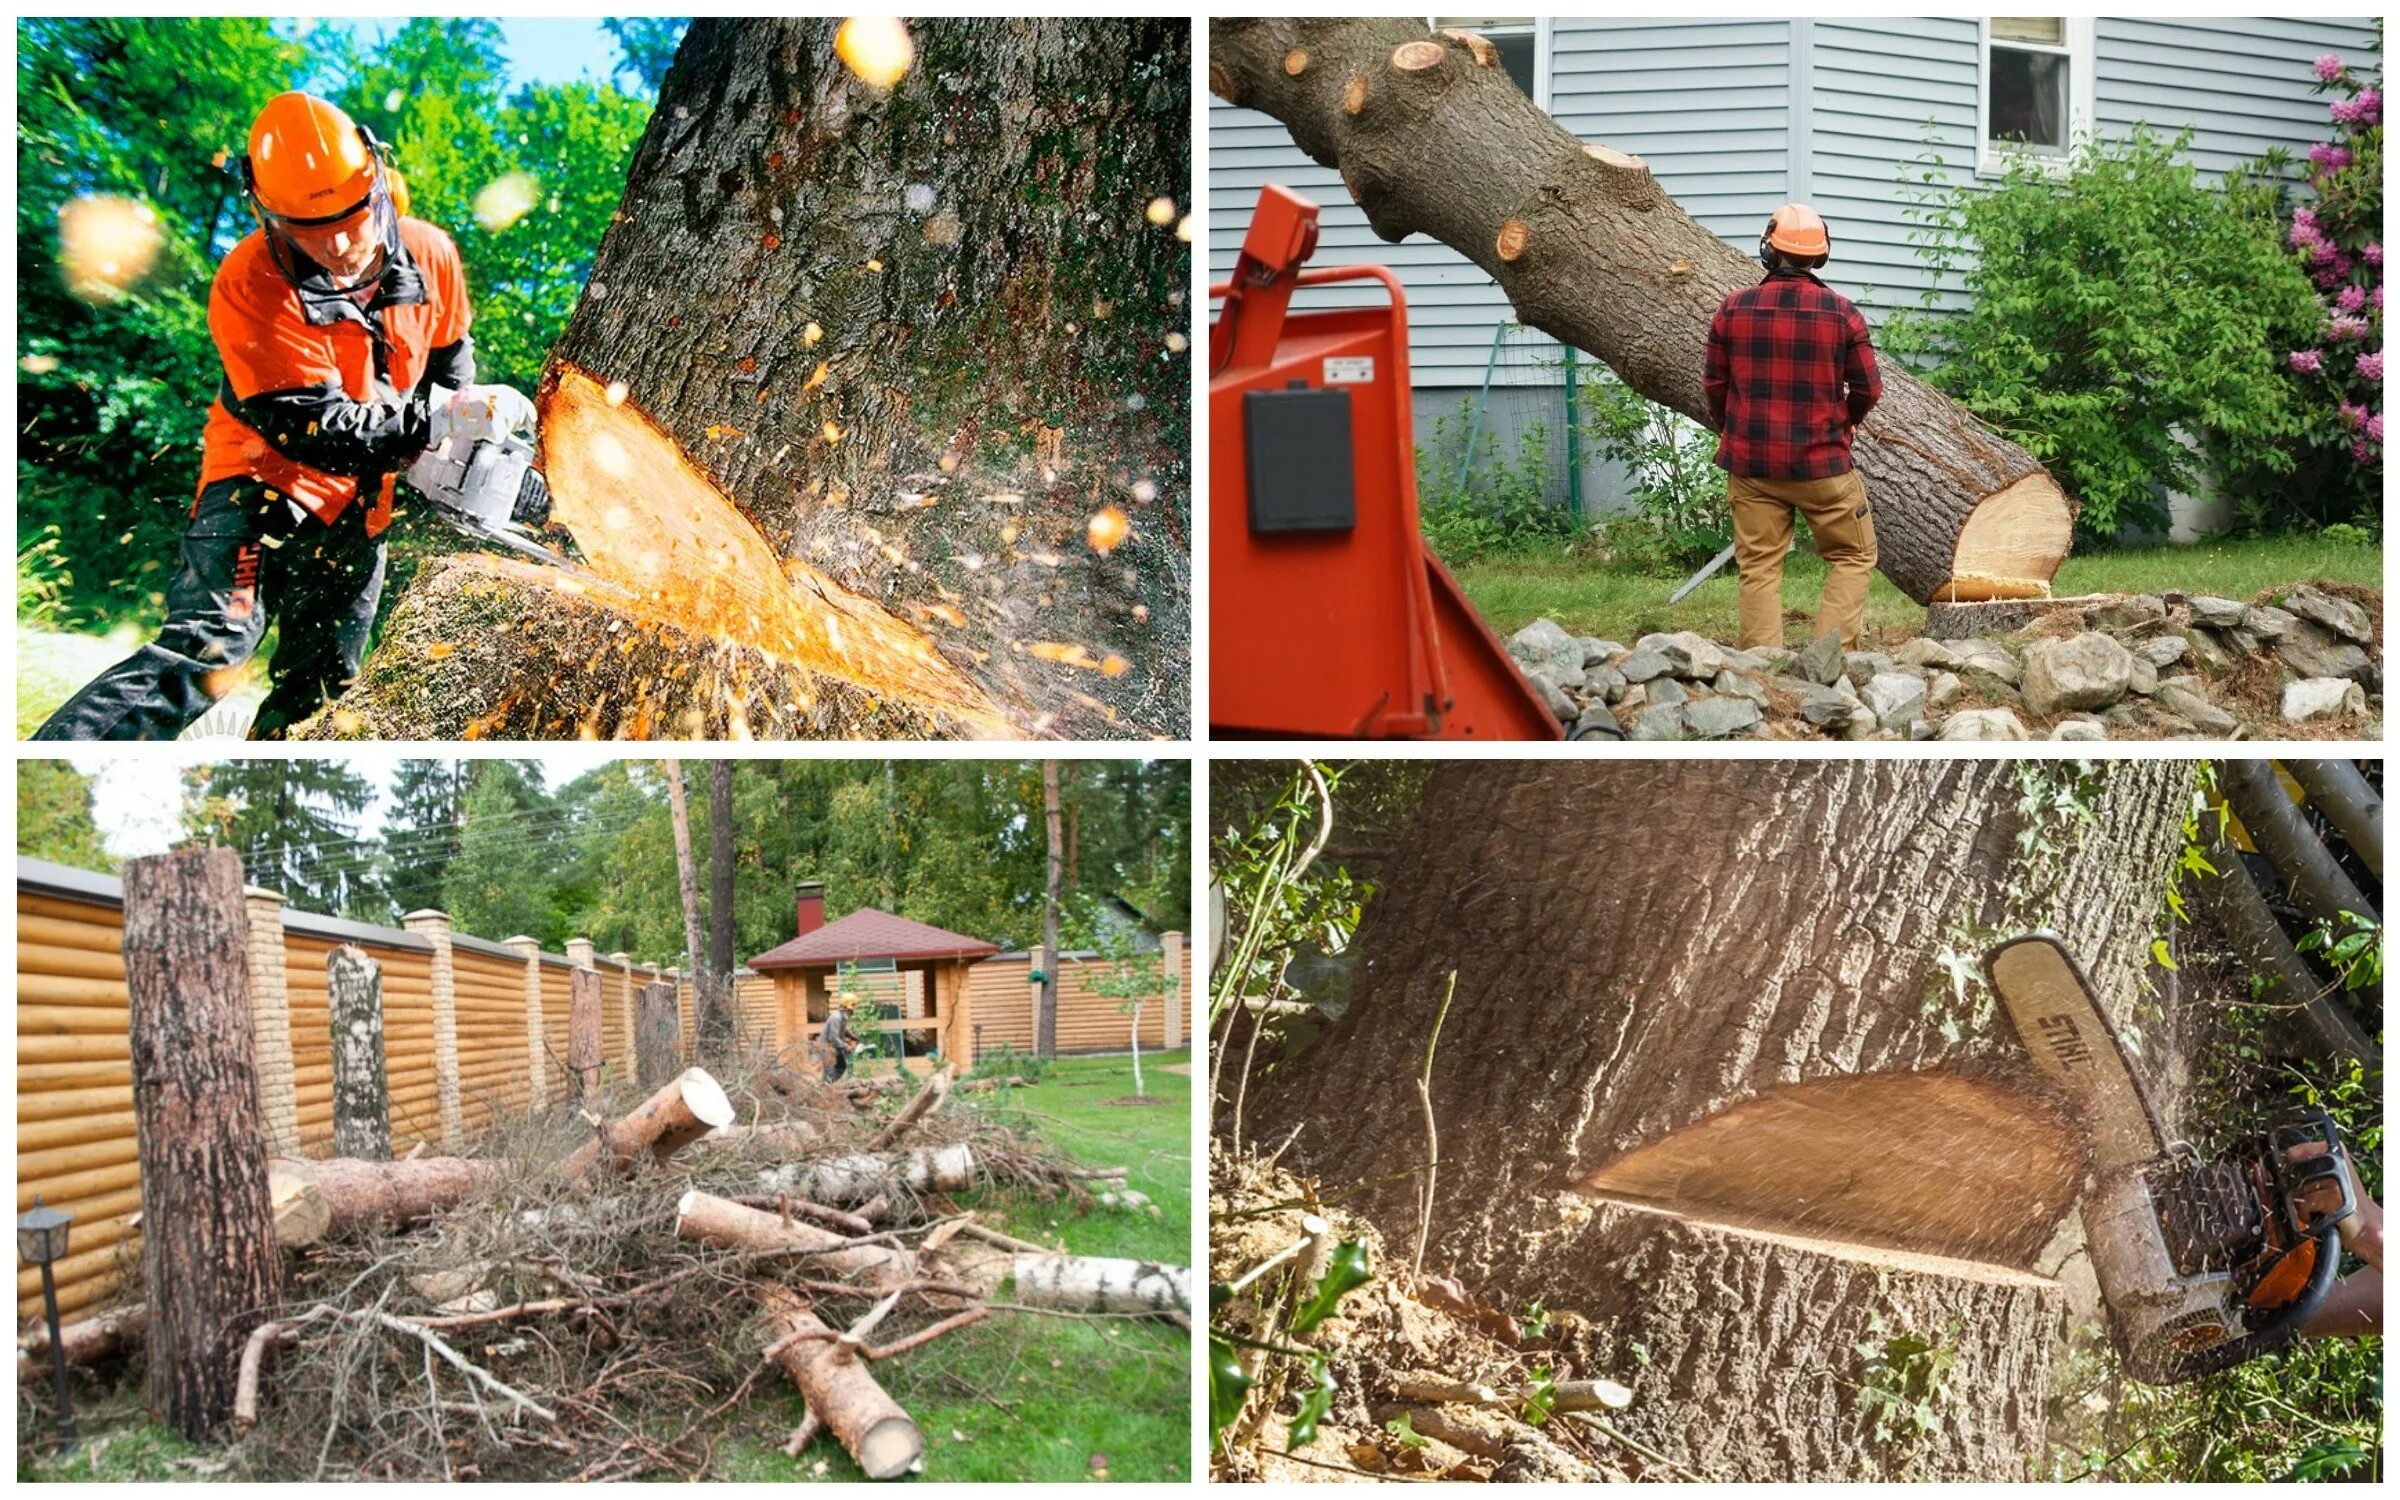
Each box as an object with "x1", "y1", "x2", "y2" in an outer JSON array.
[{"x1": 748, "y1": 882, "x2": 998, "y2": 1074}]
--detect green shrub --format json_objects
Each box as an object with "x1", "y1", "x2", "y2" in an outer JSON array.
[
  {"x1": 969, "y1": 1044, "x2": 1049, "y2": 1084},
  {"x1": 1881, "y1": 128, "x2": 2322, "y2": 538},
  {"x1": 1414, "y1": 403, "x2": 1577, "y2": 562},
  {"x1": 1579, "y1": 374, "x2": 1728, "y2": 574}
]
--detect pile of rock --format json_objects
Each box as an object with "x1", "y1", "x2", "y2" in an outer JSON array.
[{"x1": 1506, "y1": 583, "x2": 2379, "y2": 742}]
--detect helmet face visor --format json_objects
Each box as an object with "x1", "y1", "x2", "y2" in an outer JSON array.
[{"x1": 261, "y1": 181, "x2": 395, "y2": 290}]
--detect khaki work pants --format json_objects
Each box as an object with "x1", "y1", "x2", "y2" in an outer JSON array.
[{"x1": 1727, "y1": 470, "x2": 1877, "y2": 650}]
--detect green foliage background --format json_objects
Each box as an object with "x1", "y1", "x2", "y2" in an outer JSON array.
[{"x1": 16, "y1": 17, "x2": 665, "y2": 632}]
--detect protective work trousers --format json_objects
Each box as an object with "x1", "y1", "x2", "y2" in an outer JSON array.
[
  {"x1": 1727, "y1": 469, "x2": 1878, "y2": 650},
  {"x1": 32, "y1": 478, "x2": 386, "y2": 741}
]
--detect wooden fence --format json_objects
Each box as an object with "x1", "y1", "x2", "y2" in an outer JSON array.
[{"x1": 16, "y1": 857, "x2": 1196, "y2": 1323}]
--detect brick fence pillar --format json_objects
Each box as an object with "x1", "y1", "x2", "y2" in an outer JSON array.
[
  {"x1": 242, "y1": 886, "x2": 300, "y2": 1156},
  {"x1": 505, "y1": 936, "x2": 546, "y2": 1109},
  {"x1": 403, "y1": 910, "x2": 462, "y2": 1149},
  {"x1": 610, "y1": 952, "x2": 636, "y2": 1071},
  {"x1": 1162, "y1": 930, "x2": 1184, "y2": 1051}
]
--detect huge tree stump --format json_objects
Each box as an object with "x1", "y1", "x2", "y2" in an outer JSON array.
[
  {"x1": 1209, "y1": 18, "x2": 2076, "y2": 604},
  {"x1": 122, "y1": 848, "x2": 282, "y2": 1443},
  {"x1": 327, "y1": 945, "x2": 391, "y2": 1161},
  {"x1": 634, "y1": 980, "x2": 683, "y2": 1088},
  {"x1": 567, "y1": 965, "x2": 605, "y2": 1105},
  {"x1": 756, "y1": 1284, "x2": 925, "y2": 1479},
  {"x1": 327, "y1": 20, "x2": 1191, "y2": 739},
  {"x1": 1233, "y1": 760, "x2": 2197, "y2": 1480},
  {"x1": 675, "y1": 1189, "x2": 918, "y2": 1287},
  {"x1": 268, "y1": 1157, "x2": 502, "y2": 1247},
  {"x1": 559, "y1": 1067, "x2": 735, "y2": 1182}
]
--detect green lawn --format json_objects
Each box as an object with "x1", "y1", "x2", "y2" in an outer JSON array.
[
  {"x1": 1452, "y1": 534, "x2": 2383, "y2": 648},
  {"x1": 20, "y1": 1052, "x2": 1193, "y2": 1484}
]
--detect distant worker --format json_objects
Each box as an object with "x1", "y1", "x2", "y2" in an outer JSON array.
[
  {"x1": 34, "y1": 91, "x2": 535, "y2": 740},
  {"x1": 1702, "y1": 204, "x2": 1883, "y2": 652},
  {"x1": 820, "y1": 996, "x2": 860, "y2": 1083}
]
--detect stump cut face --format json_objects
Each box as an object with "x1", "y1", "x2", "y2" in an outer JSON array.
[{"x1": 1574, "y1": 1072, "x2": 2081, "y2": 1280}]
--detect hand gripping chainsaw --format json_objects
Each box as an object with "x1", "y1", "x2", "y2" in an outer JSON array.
[
  {"x1": 1986, "y1": 934, "x2": 2357, "y2": 1384},
  {"x1": 405, "y1": 424, "x2": 573, "y2": 568}
]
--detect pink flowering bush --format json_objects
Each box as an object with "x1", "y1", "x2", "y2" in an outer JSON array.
[{"x1": 2232, "y1": 32, "x2": 2384, "y2": 529}]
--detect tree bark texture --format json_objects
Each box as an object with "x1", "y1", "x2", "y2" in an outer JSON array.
[
  {"x1": 707, "y1": 760, "x2": 737, "y2": 981},
  {"x1": 758, "y1": 1143, "x2": 978, "y2": 1207},
  {"x1": 664, "y1": 759, "x2": 709, "y2": 984},
  {"x1": 635, "y1": 980, "x2": 684, "y2": 1087},
  {"x1": 1040, "y1": 759, "x2": 1063, "y2": 1057},
  {"x1": 268, "y1": 1157, "x2": 501, "y2": 1247},
  {"x1": 17, "y1": 1303, "x2": 148, "y2": 1385},
  {"x1": 1233, "y1": 760, "x2": 2196, "y2": 1480},
  {"x1": 559, "y1": 1067, "x2": 735, "y2": 1182},
  {"x1": 122, "y1": 848, "x2": 283, "y2": 1443},
  {"x1": 1011, "y1": 1254, "x2": 1191, "y2": 1315},
  {"x1": 755, "y1": 1283, "x2": 926, "y2": 1478},
  {"x1": 675, "y1": 1190, "x2": 917, "y2": 1288},
  {"x1": 567, "y1": 965, "x2": 605, "y2": 1105},
  {"x1": 1208, "y1": 18, "x2": 2075, "y2": 604},
  {"x1": 535, "y1": 18, "x2": 1192, "y2": 736},
  {"x1": 327, "y1": 945, "x2": 392, "y2": 1161}
]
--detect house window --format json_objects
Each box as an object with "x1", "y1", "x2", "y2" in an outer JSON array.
[
  {"x1": 1980, "y1": 17, "x2": 2092, "y2": 173},
  {"x1": 1430, "y1": 17, "x2": 1546, "y2": 108}
]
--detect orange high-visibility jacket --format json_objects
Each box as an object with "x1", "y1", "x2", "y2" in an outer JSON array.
[{"x1": 198, "y1": 216, "x2": 473, "y2": 532}]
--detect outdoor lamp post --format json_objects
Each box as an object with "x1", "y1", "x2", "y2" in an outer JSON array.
[{"x1": 18, "y1": 1196, "x2": 79, "y2": 1454}]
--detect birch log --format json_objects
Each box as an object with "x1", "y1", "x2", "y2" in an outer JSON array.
[
  {"x1": 327, "y1": 945, "x2": 391, "y2": 1160},
  {"x1": 1011, "y1": 1254, "x2": 1193, "y2": 1316},
  {"x1": 758, "y1": 1143, "x2": 978, "y2": 1205}
]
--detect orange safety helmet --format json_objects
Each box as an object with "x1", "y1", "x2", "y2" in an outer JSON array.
[
  {"x1": 1760, "y1": 203, "x2": 1832, "y2": 266},
  {"x1": 238, "y1": 92, "x2": 401, "y2": 291}
]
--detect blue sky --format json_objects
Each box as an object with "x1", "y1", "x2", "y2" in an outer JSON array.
[{"x1": 301, "y1": 17, "x2": 634, "y2": 92}]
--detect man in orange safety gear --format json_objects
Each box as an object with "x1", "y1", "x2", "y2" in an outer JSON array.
[{"x1": 35, "y1": 92, "x2": 532, "y2": 739}]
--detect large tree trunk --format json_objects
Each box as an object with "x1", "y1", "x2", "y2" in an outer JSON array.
[
  {"x1": 1208, "y1": 18, "x2": 2074, "y2": 604},
  {"x1": 567, "y1": 965, "x2": 605, "y2": 1105},
  {"x1": 755, "y1": 1284, "x2": 926, "y2": 1479},
  {"x1": 332, "y1": 20, "x2": 1190, "y2": 740},
  {"x1": 1233, "y1": 760, "x2": 2195, "y2": 1481},
  {"x1": 634, "y1": 979, "x2": 684, "y2": 1087},
  {"x1": 327, "y1": 945, "x2": 392, "y2": 1161},
  {"x1": 1039, "y1": 760, "x2": 1062, "y2": 1057},
  {"x1": 122, "y1": 849, "x2": 283, "y2": 1443}
]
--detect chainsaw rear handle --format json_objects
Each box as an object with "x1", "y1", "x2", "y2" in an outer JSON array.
[{"x1": 2149, "y1": 1221, "x2": 2344, "y2": 1383}]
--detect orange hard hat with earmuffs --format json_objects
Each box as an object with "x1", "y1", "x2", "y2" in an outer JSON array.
[
  {"x1": 1759, "y1": 203, "x2": 1832, "y2": 264},
  {"x1": 237, "y1": 92, "x2": 402, "y2": 291}
]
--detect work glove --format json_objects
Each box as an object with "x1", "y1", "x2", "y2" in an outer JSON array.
[{"x1": 428, "y1": 383, "x2": 537, "y2": 448}]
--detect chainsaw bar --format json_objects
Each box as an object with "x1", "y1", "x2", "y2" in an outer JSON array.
[
  {"x1": 1985, "y1": 934, "x2": 2168, "y2": 1175},
  {"x1": 442, "y1": 511, "x2": 581, "y2": 572}
]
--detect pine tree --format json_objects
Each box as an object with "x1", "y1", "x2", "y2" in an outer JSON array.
[
  {"x1": 382, "y1": 759, "x2": 471, "y2": 918},
  {"x1": 180, "y1": 760, "x2": 379, "y2": 918}
]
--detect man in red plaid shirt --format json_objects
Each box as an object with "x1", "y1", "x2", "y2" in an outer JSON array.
[{"x1": 1703, "y1": 205, "x2": 1883, "y2": 649}]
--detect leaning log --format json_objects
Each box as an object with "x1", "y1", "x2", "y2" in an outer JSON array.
[
  {"x1": 269, "y1": 1156, "x2": 504, "y2": 1247},
  {"x1": 674, "y1": 1190, "x2": 917, "y2": 1288},
  {"x1": 1010, "y1": 1254, "x2": 1193, "y2": 1316},
  {"x1": 17, "y1": 1303, "x2": 148, "y2": 1384},
  {"x1": 559, "y1": 1067, "x2": 736, "y2": 1182},
  {"x1": 1208, "y1": 18, "x2": 2075, "y2": 604},
  {"x1": 759, "y1": 1143, "x2": 978, "y2": 1205},
  {"x1": 866, "y1": 1069, "x2": 952, "y2": 1150},
  {"x1": 123, "y1": 848, "x2": 283, "y2": 1443},
  {"x1": 756, "y1": 1284, "x2": 926, "y2": 1479}
]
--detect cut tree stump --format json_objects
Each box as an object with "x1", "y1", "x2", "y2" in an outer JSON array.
[
  {"x1": 269, "y1": 1156, "x2": 503, "y2": 1247},
  {"x1": 675, "y1": 1190, "x2": 918, "y2": 1287},
  {"x1": 1011, "y1": 1254, "x2": 1193, "y2": 1316},
  {"x1": 756, "y1": 1284, "x2": 925, "y2": 1479},
  {"x1": 633, "y1": 980, "x2": 682, "y2": 1087},
  {"x1": 560, "y1": 1067, "x2": 736, "y2": 1182},
  {"x1": 567, "y1": 965, "x2": 604, "y2": 1105},
  {"x1": 327, "y1": 945, "x2": 392, "y2": 1161},
  {"x1": 1208, "y1": 17, "x2": 2076, "y2": 604},
  {"x1": 759, "y1": 1143, "x2": 978, "y2": 1205},
  {"x1": 123, "y1": 848, "x2": 283, "y2": 1443}
]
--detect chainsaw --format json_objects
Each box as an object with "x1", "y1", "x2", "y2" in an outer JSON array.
[
  {"x1": 1986, "y1": 934, "x2": 2356, "y2": 1384},
  {"x1": 405, "y1": 424, "x2": 575, "y2": 569}
]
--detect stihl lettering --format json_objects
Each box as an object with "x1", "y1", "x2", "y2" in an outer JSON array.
[{"x1": 2037, "y1": 1013, "x2": 2093, "y2": 1069}]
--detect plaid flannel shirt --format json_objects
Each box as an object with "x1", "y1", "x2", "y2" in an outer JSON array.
[{"x1": 1703, "y1": 267, "x2": 1882, "y2": 479}]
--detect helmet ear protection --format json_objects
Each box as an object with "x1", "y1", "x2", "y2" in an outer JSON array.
[{"x1": 1758, "y1": 209, "x2": 1833, "y2": 270}]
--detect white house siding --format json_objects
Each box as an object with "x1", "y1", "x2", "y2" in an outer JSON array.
[{"x1": 2094, "y1": 16, "x2": 2382, "y2": 182}]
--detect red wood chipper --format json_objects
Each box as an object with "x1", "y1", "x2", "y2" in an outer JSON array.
[{"x1": 1210, "y1": 185, "x2": 1563, "y2": 740}]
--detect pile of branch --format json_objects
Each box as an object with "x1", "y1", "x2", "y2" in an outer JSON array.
[{"x1": 26, "y1": 1058, "x2": 1186, "y2": 1482}]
